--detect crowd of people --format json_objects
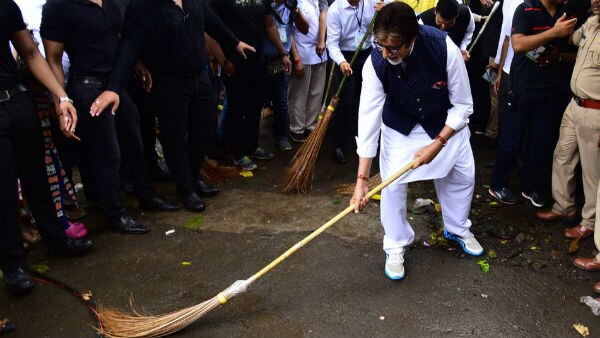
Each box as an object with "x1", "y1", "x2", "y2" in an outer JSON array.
[{"x1": 1, "y1": 0, "x2": 599, "y2": 310}]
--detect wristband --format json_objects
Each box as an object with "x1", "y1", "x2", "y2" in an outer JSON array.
[
  {"x1": 59, "y1": 96, "x2": 73, "y2": 104},
  {"x1": 357, "y1": 174, "x2": 369, "y2": 181},
  {"x1": 434, "y1": 135, "x2": 448, "y2": 147}
]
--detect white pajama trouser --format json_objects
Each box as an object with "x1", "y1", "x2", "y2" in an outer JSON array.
[{"x1": 379, "y1": 124, "x2": 475, "y2": 254}]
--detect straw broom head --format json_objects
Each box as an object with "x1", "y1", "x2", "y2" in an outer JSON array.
[
  {"x1": 283, "y1": 98, "x2": 339, "y2": 194},
  {"x1": 96, "y1": 280, "x2": 249, "y2": 338},
  {"x1": 335, "y1": 173, "x2": 382, "y2": 196},
  {"x1": 199, "y1": 158, "x2": 240, "y2": 185}
]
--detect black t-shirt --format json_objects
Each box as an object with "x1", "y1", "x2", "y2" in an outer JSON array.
[
  {"x1": 209, "y1": 0, "x2": 270, "y2": 63},
  {"x1": 41, "y1": 0, "x2": 127, "y2": 77},
  {"x1": 0, "y1": 0, "x2": 26, "y2": 90},
  {"x1": 510, "y1": 0, "x2": 589, "y2": 90}
]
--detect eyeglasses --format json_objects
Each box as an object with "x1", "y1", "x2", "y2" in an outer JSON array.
[{"x1": 374, "y1": 41, "x2": 402, "y2": 55}]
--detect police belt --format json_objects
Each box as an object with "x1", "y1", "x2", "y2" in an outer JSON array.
[
  {"x1": 0, "y1": 84, "x2": 27, "y2": 103},
  {"x1": 574, "y1": 96, "x2": 600, "y2": 110}
]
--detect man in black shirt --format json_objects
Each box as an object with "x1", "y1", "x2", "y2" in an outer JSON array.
[
  {"x1": 1, "y1": 0, "x2": 92, "y2": 295},
  {"x1": 41, "y1": 0, "x2": 179, "y2": 232},
  {"x1": 209, "y1": 0, "x2": 292, "y2": 170},
  {"x1": 91, "y1": 0, "x2": 254, "y2": 211},
  {"x1": 488, "y1": 0, "x2": 588, "y2": 207}
]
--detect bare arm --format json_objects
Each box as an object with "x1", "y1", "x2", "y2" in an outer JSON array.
[
  {"x1": 42, "y1": 39, "x2": 66, "y2": 90},
  {"x1": 265, "y1": 14, "x2": 292, "y2": 75},
  {"x1": 293, "y1": 8, "x2": 309, "y2": 35},
  {"x1": 316, "y1": 8, "x2": 327, "y2": 57},
  {"x1": 512, "y1": 14, "x2": 576, "y2": 53},
  {"x1": 12, "y1": 30, "x2": 78, "y2": 139}
]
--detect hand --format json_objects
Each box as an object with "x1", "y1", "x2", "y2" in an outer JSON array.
[
  {"x1": 235, "y1": 41, "x2": 256, "y2": 59},
  {"x1": 374, "y1": 1, "x2": 386, "y2": 12},
  {"x1": 294, "y1": 61, "x2": 305, "y2": 78},
  {"x1": 488, "y1": 61, "x2": 499, "y2": 71},
  {"x1": 57, "y1": 101, "x2": 80, "y2": 141},
  {"x1": 134, "y1": 62, "x2": 153, "y2": 92},
  {"x1": 493, "y1": 70, "x2": 502, "y2": 94},
  {"x1": 461, "y1": 50, "x2": 470, "y2": 62},
  {"x1": 223, "y1": 59, "x2": 236, "y2": 76},
  {"x1": 316, "y1": 40, "x2": 326, "y2": 57},
  {"x1": 90, "y1": 91, "x2": 119, "y2": 116},
  {"x1": 350, "y1": 179, "x2": 370, "y2": 213},
  {"x1": 340, "y1": 61, "x2": 353, "y2": 76},
  {"x1": 550, "y1": 13, "x2": 577, "y2": 38},
  {"x1": 282, "y1": 55, "x2": 292, "y2": 75},
  {"x1": 412, "y1": 141, "x2": 443, "y2": 168}
]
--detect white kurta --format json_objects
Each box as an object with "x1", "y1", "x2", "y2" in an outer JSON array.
[{"x1": 355, "y1": 36, "x2": 476, "y2": 253}]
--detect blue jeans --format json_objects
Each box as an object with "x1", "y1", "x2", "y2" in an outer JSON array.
[
  {"x1": 491, "y1": 86, "x2": 565, "y2": 193},
  {"x1": 265, "y1": 66, "x2": 289, "y2": 142}
]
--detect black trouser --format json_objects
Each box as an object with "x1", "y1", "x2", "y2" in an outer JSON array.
[
  {"x1": 66, "y1": 80, "x2": 125, "y2": 220},
  {"x1": 128, "y1": 78, "x2": 161, "y2": 175},
  {"x1": 0, "y1": 92, "x2": 66, "y2": 271},
  {"x1": 330, "y1": 49, "x2": 371, "y2": 149},
  {"x1": 152, "y1": 70, "x2": 216, "y2": 196},
  {"x1": 221, "y1": 58, "x2": 267, "y2": 159}
]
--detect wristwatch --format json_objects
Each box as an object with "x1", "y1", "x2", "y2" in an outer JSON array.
[{"x1": 59, "y1": 96, "x2": 73, "y2": 104}]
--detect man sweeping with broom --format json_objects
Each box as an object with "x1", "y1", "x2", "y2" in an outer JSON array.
[{"x1": 351, "y1": 2, "x2": 484, "y2": 281}]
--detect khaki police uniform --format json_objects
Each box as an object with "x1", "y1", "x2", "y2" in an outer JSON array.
[{"x1": 551, "y1": 15, "x2": 600, "y2": 236}]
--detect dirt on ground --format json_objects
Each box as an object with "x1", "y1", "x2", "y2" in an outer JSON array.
[{"x1": 1, "y1": 120, "x2": 599, "y2": 338}]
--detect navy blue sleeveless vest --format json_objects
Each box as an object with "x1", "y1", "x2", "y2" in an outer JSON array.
[{"x1": 372, "y1": 25, "x2": 450, "y2": 139}]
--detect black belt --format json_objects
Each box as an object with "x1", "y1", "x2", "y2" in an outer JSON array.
[
  {"x1": 68, "y1": 75, "x2": 107, "y2": 87},
  {"x1": 0, "y1": 84, "x2": 27, "y2": 103}
]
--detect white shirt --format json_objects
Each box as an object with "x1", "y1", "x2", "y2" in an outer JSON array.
[
  {"x1": 460, "y1": 7, "x2": 476, "y2": 50},
  {"x1": 356, "y1": 36, "x2": 473, "y2": 158},
  {"x1": 295, "y1": 0, "x2": 328, "y2": 65},
  {"x1": 494, "y1": 0, "x2": 523, "y2": 74},
  {"x1": 326, "y1": 0, "x2": 392, "y2": 65}
]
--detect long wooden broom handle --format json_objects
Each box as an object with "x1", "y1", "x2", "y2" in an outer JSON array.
[{"x1": 246, "y1": 161, "x2": 415, "y2": 285}]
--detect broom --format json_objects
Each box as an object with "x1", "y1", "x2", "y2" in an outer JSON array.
[
  {"x1": 95, "y1": 161, "x2": 415, "y2": 338},
  {"x1": 283, "y1": 11, "x2": 380, "y2": 194},
  {"x1": 199, "y1": 158, "x2": 240, "y2": 185}
]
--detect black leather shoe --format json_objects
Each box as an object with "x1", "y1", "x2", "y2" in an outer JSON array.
[
  {"x1": 47, "y1": 237, "x2": 93, "y2": 256},
  {"x1": 140, "y1": 195, "x2": 181, "y2": 212},
  {"x1": 3, "y1": 267, "x2": 34, "y2": 295},
  {"x1": 109, "y1": 215, "x2": 151, "y2": 234},
  {"x1": 183, "y1": 192, "x2": 205, "y2": 212},
  {"x1": 333, "y1": 147, "x2": 346, "y2": 164},
  {"x1": 195, "y1": 179, "x2": 218, "y2": 197}
]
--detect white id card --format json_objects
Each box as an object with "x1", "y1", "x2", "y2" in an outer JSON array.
[
  {"x1": 354, "y1": 27, "x2": 366, "y2": 48},
  {"x1": 278, "y1": 27, "x2": 288, "y2": 43}
]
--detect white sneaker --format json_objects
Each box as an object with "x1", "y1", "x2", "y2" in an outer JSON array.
[
  {"x1": 384, "y1": 249, "x2": 405, "y2": 280},
  {"x1": 444, "y1": 230, "x2": 484, "y2": 256}
]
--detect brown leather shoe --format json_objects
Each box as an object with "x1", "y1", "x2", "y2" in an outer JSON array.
[
  {"x1": 536, "y1": 210, "x2": 576, "y2": 221},
  {"x1": 564, "y1": 224, "x2": 593, "y2": 239},
  {"x1": 594, "y1": 282, "x2": 600, "y2": 294},
  {"x1": 574, "y1": 257, "x2": 600, "y2": 271}
]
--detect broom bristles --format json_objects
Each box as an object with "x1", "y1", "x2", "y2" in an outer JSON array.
[
  {"x1": 96, "y1": 296, "x2": 222, "y2": 338},
  {"x1": 335, "y1": 172, "x2": 382, "y2": 196},
  {"x1": 283, "y1": 98, "x2": 338, "y2": 194},
  {"x1": 199, "y1": 158, "x2": 240, "y2": 185}
]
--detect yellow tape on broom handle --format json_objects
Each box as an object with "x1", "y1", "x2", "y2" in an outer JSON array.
[{"x1": 245, "y1": 161, "x2": 415, "y2": 285}]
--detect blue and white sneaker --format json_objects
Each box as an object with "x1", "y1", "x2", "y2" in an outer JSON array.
[
  {"x1": 443, "y1": 230, "x2": 484, "y2": 256},
  {"x1": 384, "y1": 250, "x2": 405, "y2": 280}
]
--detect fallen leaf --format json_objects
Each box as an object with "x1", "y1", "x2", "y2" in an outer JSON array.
[
  {"x1": 181, "y1": 262, "x2": 192, "y2": 266},
  {"x1": 488, "y1": 250, "x2": 497, "y2": 259},
  {"x1": 31, "y1": 263, "x2": 50, "y2": 274},
  {"x1": 434, "y1": 203, "x2": 442, "y2": 213},
  {"x1": 530, "y1": 246, "x2": 538, "y2": 251},
  {"x1": 573, "y1": 323, "x2": 589, "y2": 337},
  {"x1": 489, "y1": 202, "x2": 498, "y2": 206},
  {"x1": 239, "y1": 170, "x2": 254, "y2": 178},
  {"x1": 332, "y1": 200, "x2": 341, "y2": 205},
  {"x1": 372, "y1": 194, "x2": 381, "y2": 201},
  {"x1": 185, "y1": 215, "x2": 205, "y2": 231},
  {"x1": 477, "y1": 259, "x2": 490, "y2": 273},
  {"x1": 569, "y1": 237, "x2": 581, "y2": 254}
]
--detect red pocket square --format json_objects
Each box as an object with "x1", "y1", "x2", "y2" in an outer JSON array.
[{"x1": 432, "y1": 81, "x2": 447, "y2": 89}]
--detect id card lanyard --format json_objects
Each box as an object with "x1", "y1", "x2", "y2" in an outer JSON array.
[{"x1": 353, "y1": 0, "x2": 365, "y2": 47}]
